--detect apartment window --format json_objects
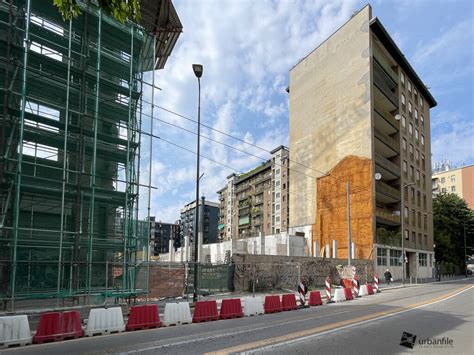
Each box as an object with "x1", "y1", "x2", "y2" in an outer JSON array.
[
  {"x1": 415, "y1": 149, "x2": 419, "y2": 162},
  {"x1": 412, "y1": 231, "x2": 416, "y2": 240},
  {"x1": 402, "y1": 115, "x2": 406, "y2": 128},
  {"x1": 404, "y1": 206, "x2": 409, "y2": 222},
  {"x1": 421, "y1": 155, "x2": 425, "y2": 169},
  {"x1": 441, "y1": 177, "x2": 445, "y2": 184},
  {"x1": 275, "y1": 169, "x2": 280, "y2": 175},
  {"x1": 419, "y1": 97, "x2": 424, "y2": 107},
  {"x1": 410, "y1": 165, "x2": 414, "y2": 180},
  {"x1": 275, "y1": 180, "x2": 280, "y2": 187},
  {"x1": 419, "y1": 253, "x2": 427, "y2": 267},
  {"x1": 409, "y1": 144, "x2": 414, "y2": 155},
  {"x1": 421, "y1": 115, "x2": 424, "y2": 128},
  {"x1": 417, "y1": 191, "x2": 421, "y2": 206},
  {"x1": 414, "y1": 88, "x2": 418, "y2": 98},
  {"x1": 408, "y1": 81, "x2": 412, "y2": 92},
  {"x1": 276, "y1": 204, "x2": 280, "y2": 211},
  {"x1": 410, "y1": 187, "x2": 415, "y2": 199},
  {"x1": 442, "y1": 188, "x2": 447, "y2": 193},
  {"x1": 418, "y1": 233, "x2": 422, "y2": 246},
  {"x1": 377, "y1": 248, "x2": 387, "y2": 266},
  {"x1": 275, "y1": 216, "x2": 280, "y2": 222},
  {"x1": 414, "y1": 109, "x2": 418, "y2": 121},
  {"x1": 275, "y1": 192, "x2": 280, "y2": 199},
  {"x1": 403, "y1": 160, "x2": 408, "y2": 173},
  {"x1": 404, "y1": 229, "x2": 409, "y2": 240},
  {"x1": 390, "y1": 249, "x2": 402, "y2": 266},
  {"x1": 411, "y1": 209, "x2": 416, "y2": 226},
  {"x1": 282, "y1": 183, "x2": 286, "y2": 189},
  {"x1": 409, "y1": 123, "x2": 413, "y2": 135},
  {"x1": 423, "y1": 194, "x2": 427, "y2": 209},
  {"x1": 418, "y1": 212, "x2": 422, "y2": 227},
  {"x1": 401, "y1": 94, "x2": 406, "y2": 105},
  {"x1": 408, "y1": 101, "x2": 412, "y2": 114},
  {"x1": 451, "y1": 186, "x2": 456, "y2": 192},
  {"x1": 421, "y1": 135, "x2": 425, "y2": 146},
  {"x1": 402, "y1": 138, "x2": 407, "y2": 151},
  {"x1": 415, "y1": 129, "x2": 419, "y2": 142},
  {"x1": 451, "y1": 175, "x2": 456, "y2": 182},
  {"x1": 400, "y1": 72, "x2": 405, "y2": 85},
  {"x1": 416, "y1": 170, "x2": 420, "y2": 183},
  {"x1": 423, "y1": 214, "x2": 427, "y2": 230}
]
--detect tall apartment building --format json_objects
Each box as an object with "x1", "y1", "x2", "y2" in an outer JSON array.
[
  {"x1": 217, "y1": 146, "x2": 290, "y2": 241},
  {"x1": 432, "y1": 163, "x2": 474, "y2": 209},
  {"x1": 289, "y1": 5, "x2": 437, "y2": 279},
  {"x1": 180, "y1": 200, "x2": 219, "y2": 245}
]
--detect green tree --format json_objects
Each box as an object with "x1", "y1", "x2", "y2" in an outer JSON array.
[
  {"x1": 433, "y1": 193, "x2": 474, "y2": 272},
  {"x1": 53, "y1": 0, "x2": 141, "y2": 23}
]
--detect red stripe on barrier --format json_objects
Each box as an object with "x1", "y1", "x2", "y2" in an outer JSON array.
[
  {"x1": 343, "y1": 287, "x2": 354, "y2": 301},
  {"x1": 264, "y1": 295, "x2": 282, "y2": 314},
  {"x1": 367, "y1": 284, "x2": 374, "y2": 295},
  {"x1": 193, "y1": 300, "x2": 219, "y2": 323},
  {"x1": 126, "y1": 304, "x2": 162, "y2": 331},
  {"x1": 281, "y1": 294, "x2": 298, "y2": 311},
  {"x1": 308, "y1": 291, "x2": 323, "y2": 306},
  {"x1": 219, "y1": 299, "x2": 243, "y2": 320}
]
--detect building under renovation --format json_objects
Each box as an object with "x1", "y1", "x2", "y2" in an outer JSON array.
[{"x1": 0, "y1": 0, "x2": 181, "y2": 308}]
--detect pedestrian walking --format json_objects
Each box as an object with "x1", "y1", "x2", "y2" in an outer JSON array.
[{"x1": 384, "y1": 268, "x2": 393, "y2": 285}]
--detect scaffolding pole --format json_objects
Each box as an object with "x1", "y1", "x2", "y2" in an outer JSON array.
[
  {"x1": 87, "y1": 8, "x2": 102, "y2": 303},
  {"x1": 56, "y1": 18, "x2": 73, "y2": 305},
  {"x1": 10, "y1": 0, "x2": 31, "y2": 311}
]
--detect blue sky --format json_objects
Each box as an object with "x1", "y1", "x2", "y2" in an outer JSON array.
[{"x1": 139, "y1": 0, "x2": 474, "y2": 222}]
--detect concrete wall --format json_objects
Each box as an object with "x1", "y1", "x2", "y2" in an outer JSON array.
[
  {"x1": 233, "y1": 253, "x2": 374, "y2": 292},
  {"x1": 289, "y1": 5, "x2": 372, "y2": 229}
]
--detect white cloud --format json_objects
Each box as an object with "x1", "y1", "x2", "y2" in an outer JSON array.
[
  {"x1": 141, "y1": 0, "x2": 360, "y2": 221},
  {"x1": 431, "y1": 110, "x2": 474, "y2": 166}
]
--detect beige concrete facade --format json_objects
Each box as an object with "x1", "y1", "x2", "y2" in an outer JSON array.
[
  {"x1": 289, "y1": 5, "x2": 373, "y2": 229},
  {"x1": 289, "y1": 4, "x2": 437, "y2": 278},
  {"x1": 432, "y1": 164, "x2": 474, "y2": 209}
]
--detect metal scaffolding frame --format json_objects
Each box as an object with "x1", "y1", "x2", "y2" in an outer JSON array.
[{"x1": 0, "y1": 0, "x2": 181, "y2": 310}]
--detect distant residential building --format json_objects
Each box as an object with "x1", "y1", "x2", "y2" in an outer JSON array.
[
  {"x1": 180, "y1": 200, "x2": 220, "y2": 245},
  {"x1": 217, "y1": 146, "x2": 290, "y2": 241},
  {"x1": 149, "y1": 217, "x2": 181, "y2": 255},
  {"x1": 432, "y1": 163, "x2": 474, "y2": 209}
]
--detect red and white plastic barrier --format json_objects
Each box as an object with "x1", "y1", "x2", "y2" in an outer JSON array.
[
  {"x1": 374, "y1": 273, "x2": 380, "y2": 293},
  {"x1": 353, "y1": 274, "x2": 359, "y2": 297},
  {"x1": 325, "y1": 276, "x2": 332, "y2": 303}
]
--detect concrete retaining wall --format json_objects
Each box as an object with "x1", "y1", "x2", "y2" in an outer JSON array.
[{"x1": 233, "y1": 254, "x2": 374, "y2": 292}]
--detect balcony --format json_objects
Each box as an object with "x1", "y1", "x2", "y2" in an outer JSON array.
[
  {"x1": 374, "y1": 109, "x2": 399, "y2": 135},
  {"x1": 376, "y1": 207, "x2": 401, "y2": 226},
  {"x1": 373, "y1": 45, "x2": 398, "y2": 83},
  {"x1": 373, "y1": 60, "x2": 398, "y2": 110},
  {"x1": 376, "y1": 181, "x2": 400, "y2": 203},
  {"x1": 374, "y1": 127, "x2": 399, "y2": 158},
  {"x1": 375, "y1": 153, "x2": 400, "y2": 178}
]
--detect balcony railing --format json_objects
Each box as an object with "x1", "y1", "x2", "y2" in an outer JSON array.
[
  {"x1": 375, "y1": 208, "x2": 401, "y2": 224},
  {"x1": 375, "y1": 153, "x2": 401, "y2": 177},
  {"x1": 374, "y1": 127, "x2": 399, "y2": 153},
  {"x1": 376, "y1": 181, "x2": 400, "y2": 201},
  {"x1": 373, "y1": 45, "x2": 398, "y2": 82},
  {"x1": 373, "y1": 60, "x2": 399, "y2": 107}
]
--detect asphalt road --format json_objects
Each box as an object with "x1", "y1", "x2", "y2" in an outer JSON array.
[{"x1": 2, "y1": 279, "x2": 473, "y2": 355}]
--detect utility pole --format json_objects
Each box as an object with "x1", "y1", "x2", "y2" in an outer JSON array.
[
  {"x1": 464, "y1": 221, "x2": 467, "y2": 277},
  {"x1": 347, "y1": 180, "x2": 351, "y2": 266}
]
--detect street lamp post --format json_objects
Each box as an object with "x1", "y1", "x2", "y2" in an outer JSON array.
[
  {"x1": 192, "y1": 64, "x2": 203, "y2": 303},
  {"x1": 401, "y1": 182, "x2": 415, "y2": 286}
]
